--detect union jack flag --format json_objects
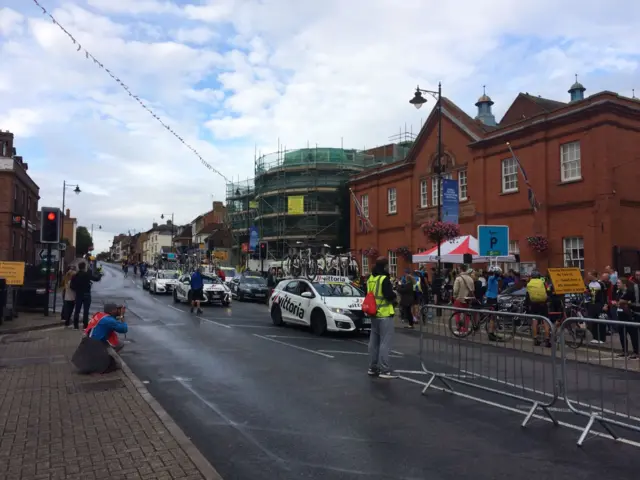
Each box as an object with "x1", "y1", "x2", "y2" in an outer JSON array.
[
  {"x1": 350, "y1": 188, "x2": 374, "y2": 233},
  {"x1": 507, "y1": 142, "x2": 540, "y2": 212}
]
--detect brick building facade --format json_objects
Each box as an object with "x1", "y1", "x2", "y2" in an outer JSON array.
[
  {"x1": 350, "y1": 84, "x2": 640, "y2": 277},
  {"x1": 0, "y1": 131, "x2": 39, "y2": 263}
]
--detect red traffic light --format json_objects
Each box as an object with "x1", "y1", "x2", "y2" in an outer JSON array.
[{"x1": 47, "y1": 212, "x2": 56, "y2": 221}]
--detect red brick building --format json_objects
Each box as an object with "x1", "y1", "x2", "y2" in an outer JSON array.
[
  {"x1": 0, "y1": 131, "x2": 40, "y2": 263},
  {"x1": 349, "y1": 83, "x2": 640, "y2": 277}
]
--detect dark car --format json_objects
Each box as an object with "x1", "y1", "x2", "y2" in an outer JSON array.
[
  {"x1": 233, "y1": 275, "x2": 269, "y2": 302},
  {"x1": 142, "y1": 270, "x2": 156, "y2": 290}
]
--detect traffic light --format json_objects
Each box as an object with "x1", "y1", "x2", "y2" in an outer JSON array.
[
  {"x1": 259, "y1": 241, "x2": 268, "y2": 260},
  {"x1": 40, "y1": 207, "x2": 61, "y2": 243}
]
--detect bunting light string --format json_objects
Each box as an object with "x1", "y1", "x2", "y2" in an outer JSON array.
[{"x1": 31, "y1": 0, "x2": 229, "y2": 182}]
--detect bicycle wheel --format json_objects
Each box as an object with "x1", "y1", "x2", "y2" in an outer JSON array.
[
  {"x1": 562, "y1": 323, "x2": 585, "y2": 349},
  {"x1": 290, "y1": 255, "x2": 301, "y2": 277},
  {"x1": 305, "y1": 257, "x2": 318, "y2": 280},
  {"x1": 485, "y1": 312, "x2": 515, "y2": 342},
  {"x1": 449, "y1": 311, "x2": 474, "y2": 338}
]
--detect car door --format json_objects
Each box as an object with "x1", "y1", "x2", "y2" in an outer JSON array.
[
  {"x1": 277, "y1": 280, "x2": 299, "y2": 323},
  {"x1": 178, "y1": 275, "x2": 190, "y2": 300},
  {"x1": 295, "y1": 281, "x2": 314, "y2": 326}
]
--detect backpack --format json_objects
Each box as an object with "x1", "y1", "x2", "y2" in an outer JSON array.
[
  {"x1": 527, "y1": 278, "x2": 547, "y2": 303},
  {"x1": 362, "y1": 276, "x2": 383, "y2": 316}
]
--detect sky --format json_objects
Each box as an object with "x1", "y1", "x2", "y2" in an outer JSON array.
[{"x1": 1, "y1": 0, "x2": 638, "y2": 252}]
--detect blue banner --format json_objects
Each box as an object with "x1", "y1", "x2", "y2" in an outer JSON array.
[
  {"x1": 442, "y1": 178, "x2": 459, "y2": 224},
  {"x1": 249, "y1": 226, "x2": 259, "y2": 251}
]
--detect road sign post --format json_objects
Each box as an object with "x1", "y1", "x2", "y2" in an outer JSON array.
[
  {"x1": 477, "y1": 225, "x2": 510, "y2": 257},
  {"x1": 44, "y1": 243, "x2": 52, "y2": 317}
]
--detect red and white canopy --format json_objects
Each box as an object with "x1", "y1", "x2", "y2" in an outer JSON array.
[{"x1": 411, "y1": 235, "x2": 516, "y2": 264}]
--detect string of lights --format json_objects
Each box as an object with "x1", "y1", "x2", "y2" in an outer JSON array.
[{"x1": 31, "y1": 0, "x2": 229, "y2": 182}]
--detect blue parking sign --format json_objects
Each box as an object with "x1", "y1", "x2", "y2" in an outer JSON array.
[{"x1": 477, "y1": 225, "x2": 509, "y2": 256}]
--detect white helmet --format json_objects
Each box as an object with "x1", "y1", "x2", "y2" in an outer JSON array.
[{"x1": 489, "y1": 266, "x2": 502, "y2": 274}]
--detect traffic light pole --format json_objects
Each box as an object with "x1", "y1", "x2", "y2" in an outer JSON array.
[{"x1": 44, "y1": 243, "x2": 52, "y2": 317}]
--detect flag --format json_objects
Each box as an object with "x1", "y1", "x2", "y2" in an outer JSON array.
[
  {"x1": 506, "y1": 143, "x2": 540, "y2": 212},
  {"x1": 350, "y1": 189, "x2": 374, "y2": 233}
]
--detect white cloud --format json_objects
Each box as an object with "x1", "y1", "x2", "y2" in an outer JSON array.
[
  {"x1": 1, "y1": 0, "x2": 639, "y2": 252},
  {"x1": 0, "y1": 7, "x2": 24, "y2": 36}
]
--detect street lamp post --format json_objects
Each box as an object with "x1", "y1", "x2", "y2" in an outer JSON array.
[
  {"x1": 410, "y1": 82, "x2": 444, "y2": 278},
  {"x1": 90, "y1": 224, "x2": 101, "y2": 239},
  {"x1": 54, "y1": 181, "x2": 80, "y2": 315}
]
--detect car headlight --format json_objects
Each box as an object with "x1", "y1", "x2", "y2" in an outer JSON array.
[{"x1": 328, "y1": 307, "x2": 349, "y2": 315}]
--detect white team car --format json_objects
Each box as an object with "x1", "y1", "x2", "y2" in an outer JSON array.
[
  {"x1": 149, "y1": 270, "x2": 180, "y2": 294},
  {"x1": 173, "y1": 274, "x2": 231, "y2": 306},
  {"x1": 268, "y1": 276, "x2": 368, "y2": 335}
]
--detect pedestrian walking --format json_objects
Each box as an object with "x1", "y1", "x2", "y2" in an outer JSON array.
[
  {"x1": 366, "y1": 257, "x2": 398, "y2": 379},
  {"x1": 70, "y1": 262, "x2": 92, "y2": 330}
]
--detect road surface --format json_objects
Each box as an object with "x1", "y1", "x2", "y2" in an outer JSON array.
[{"x1": 96, "y1": 264, "x2": 640, "y2": 480}]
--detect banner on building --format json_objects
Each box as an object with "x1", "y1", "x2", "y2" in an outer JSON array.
[
  {"x1": 249, "y1": 226, "x2": 259, "y2": 251},
  {"x1": 249, "y1": 200, "x2": 258, "y2": 209},
  {"x1": 442, "y1": 178, "x2": 459, "y2": 224},
  {"x1": 288, "y1": 196, "x2": 304, "y2": 215}
]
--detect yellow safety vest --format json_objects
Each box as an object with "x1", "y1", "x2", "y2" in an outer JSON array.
[{"x1": 367, "y1": 274, "x2": 395, "y2": 318}]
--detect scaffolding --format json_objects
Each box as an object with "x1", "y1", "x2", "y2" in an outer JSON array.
[{"x1": 225, "y1": 178, "x2": 257, "y2": 263}]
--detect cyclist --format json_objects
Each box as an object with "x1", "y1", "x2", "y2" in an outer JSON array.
[
  {"x1": 452, "y1": 264, "x2": 475, "y2": 335},
  {"x1": 123, "y1": 263, "x2": 129, "y2": 278},
  {"x1": 526, "y1": 270, "x2": 551, "y2": 347}
]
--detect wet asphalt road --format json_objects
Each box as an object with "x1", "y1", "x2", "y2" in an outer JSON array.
[{"x1": 97, "y1": 264, "x2": 640, "y2": 480}]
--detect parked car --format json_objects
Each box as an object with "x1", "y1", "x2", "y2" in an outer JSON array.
[
  {"x1": 173, "y1": 274, "x2": 231, "y2": 306},
  {"x1": 149, "y1": 270, "x2": 179, "y2": 294}
]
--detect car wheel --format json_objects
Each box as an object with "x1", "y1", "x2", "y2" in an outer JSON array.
[
  {"x1": 271, "y1": 305, "x2": 284, "y2": 326},
  {"x1": 238, "y1": 292, "x2": 244, "y2": 302},
  {"x1": 310, "y1": 309, "x2": 327, "y2": 336},
  {"x1": 187, "y1": 291, "x2": 192, "y2": 303},
  {"x1": 173, "y1": 290, "x2": 179, "y2": 303}
]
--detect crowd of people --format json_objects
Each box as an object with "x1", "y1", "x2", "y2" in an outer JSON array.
[{"x1": 364, "y1": 260, "x2": 640, "y2": 378}]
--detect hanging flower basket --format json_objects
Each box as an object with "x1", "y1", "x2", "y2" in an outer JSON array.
[
  {"x1": 395, "y1": 246, "x2": 412, "y2": 261},
  {"x1": 526, "y1": 234, "x2": 549, "y2": 253},
  {"x1": 363, "y1": 247, "x2": 379, "y2": 257},
  {"x1": 421, "y1": 221, "x2": 460, "y2": 244}
]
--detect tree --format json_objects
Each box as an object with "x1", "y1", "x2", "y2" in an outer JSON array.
[{"x1": 76, "y1": 226, "x2": 93, "y2": 256}]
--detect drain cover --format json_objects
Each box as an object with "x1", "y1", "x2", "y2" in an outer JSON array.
[{"x1": 66, "y1": 378, "x2": 126, "y2": 394}]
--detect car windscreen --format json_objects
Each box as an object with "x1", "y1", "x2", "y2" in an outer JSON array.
[
  {"x1": 202, "y1": 276, "x2": 221, "y2": 285},
  {"x1": 241, "y1": 276, "x2": 266, "y2": 285},
  {"x1": 312, "y1": 283, "x2": 364, "y2": 297},
  {"x1": 158, "y1": 271, "x2": 178, "y2": 279},
  {"x1": 221, "y1": 268, "x2": 236, "y2": 277}
]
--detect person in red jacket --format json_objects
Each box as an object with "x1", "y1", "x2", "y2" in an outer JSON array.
[{"x1": 216, "y1": 267, "x2": 226, "y2": 282}]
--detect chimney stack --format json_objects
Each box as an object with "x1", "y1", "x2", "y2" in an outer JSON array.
[
  {"x1": 66, "y1": 209, "x2": 70, "y2": 217},
  {"x1": 152, "y1": 222, "x2": 158, "y2": 228}
]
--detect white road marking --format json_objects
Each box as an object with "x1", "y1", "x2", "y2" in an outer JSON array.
[
  {"x1": 318, "y1": 350, "x2": 403, "y2": 358},
  {"x1": 167, "y1": 305, "x2": 185, "y2": 313},
  {"x1": 253, "y1": 334, "x2": 334, "y2": 358},
  {"x1": 351, "y1": 339, "x2": 404, "y2": 356},
  {"x1": 395, "y1": 369, "x2": 428, "y2": 375},
  {"x1": 397, "y1": 375, "x2": 640, "y2": 449},
  {"x1": 265, "y1": 335, "x2": 344, "y2": 342},
  {"x1": 231, "y1": 325, "x2": 274, "y2": 328},
  {"x1": 197, "y1": 316, "x2": 232, "y2": 329}
]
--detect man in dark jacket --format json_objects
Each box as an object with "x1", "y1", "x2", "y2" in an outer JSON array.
[
  {"x1": 70, "y1": 262, "x2": 92, "y2": 329},
  {"x1": 366, "y1": 257, "x2": 398, "y2": 378}
]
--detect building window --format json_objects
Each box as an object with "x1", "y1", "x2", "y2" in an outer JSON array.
[
  {"x1": 420, "y1": 179, "x2": 428, "y2": 208},
  {"x1": 431, "y1": 174, "x2": 452, "y2": 206},
  {"x1": 458, "y1": 170, "x2": 468, "y2": 201},
  {"x1": 388, "y1": 250, "x2": 397, "y2": 278},
  {"x1": 361, "y1": 194, "x2": 369, "y2": 218},
  {"x1": 563, "y1": 237, "x2": 584, "y2": 270},
  {"x1": 502, "y1": 158, "x2": 518, "y2": 192},
  {"x1": 504, "y1": 240, "x2": 520, "y2": 272},
  {"x1": 361, "y1": 255, "x2": 369, "y2": 275},
  {"x1": 387, "y1": 188, "x2": 397, "y2": 214},
  {"x1": 561, "y1": 141, "x2": 581, "y2": 182}
]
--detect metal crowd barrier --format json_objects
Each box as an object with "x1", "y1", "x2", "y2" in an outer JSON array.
[
  {"x1": 418, "y1": 303, "x2": 559, "y2": 428},
  {"x1": 412, "y1": 304, "x2": 640, "y2": 447},
  {"x1": 560, "y1": 316, "x2": 640, "y2": 446}
]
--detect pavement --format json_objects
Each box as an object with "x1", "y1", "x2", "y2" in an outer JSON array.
[
  {"x1": 0, "y1": 299, "x2": 221, "y2": 478},
  {"x1": 78, "y1": 262, "x2": 640, "y2": 480}
]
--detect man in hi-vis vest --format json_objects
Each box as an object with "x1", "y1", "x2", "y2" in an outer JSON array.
[{"x1": 366, "y1": 257, "x2": 398, "y2": 379}]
